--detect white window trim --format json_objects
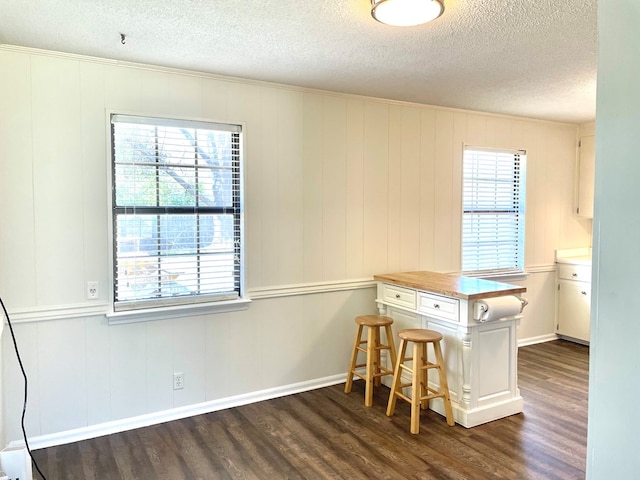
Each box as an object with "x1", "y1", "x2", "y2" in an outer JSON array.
[
  {"x1": 106, "y1": 297, "x2": 252, "y2": 325},
  {"x1": 106, "y1": 111, "x2": 248, "y2": 323},
  {"x1": 461, "y1": 145, "x2": 526, "y2": 276}
]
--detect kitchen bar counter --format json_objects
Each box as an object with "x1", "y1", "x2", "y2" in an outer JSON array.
[
  {"x1": 375, "y1": 270, "x2": 527, "y2": 428},
  {"x1": 374, "y1": 271, "x2": 526, "y2": 300}
]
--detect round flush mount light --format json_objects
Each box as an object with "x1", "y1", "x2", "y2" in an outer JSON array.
[{"x1": 371, "y1": 0, "x2": 445, "y2": 27}]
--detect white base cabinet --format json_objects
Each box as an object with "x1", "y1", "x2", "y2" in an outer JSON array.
[
  {"x1": 376, "y1": 276, "x2": 524, "y2": 428},
  {"x1": 556, "y1": 262, "x2": 591, "y2": 343}
]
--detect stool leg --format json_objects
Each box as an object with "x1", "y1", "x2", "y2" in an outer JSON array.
[
  {"x1": 345, "y1": 324, "x2": 363, "y2": 394},
  {"x1": 386, "y1": 338, "x2": 406, "y2": 417},
  {"x1": 433, "y1": 341, "x2": 455, "y2": 427},
  {"x1": 384, "y1": 324, "x2": 397, "y2": 373},
  {"x1": 410, "y1": 341, "x2": 421, "y2": 434},
  {"x1": 420, "y1": 342, "x2": 429, "y2": 411},
  {"x1": 373, "y1": 326, "x2": 382, "y2": 387},
  {"x1": 365, "y1": 325, "x2": 376, "y2": 407}
]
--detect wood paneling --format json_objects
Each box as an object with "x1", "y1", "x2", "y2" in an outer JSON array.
[
  {"x1": 0, "y1": 50, "x2": 37, "y2": 306},
  {"x1": 362, "y1": 102, "x2": 390, "y2": 276},
  {"x1": 345, "y1": 99, "x2": 365, "y2": 278},
  {"x1": 168, "y1": 74, "x2": 203, "y2": 118},
  {"x1": 433, "y1": 111, "x2": 455, "y2": 272},
  {"x1": 31, "y1": 340, "x2": 588, "y2": 480},
  {"x1": 172, "y1": 316, "x2": 207, "y2": 408},
  {"x1": 258, "y1": 87, "x2": 281, "y2": 286},
  {"x1": 419, "y1": 109, "x2": 437, "y2": 271},
  {"x1": 302, "y1": 93, "x2": 324, "y2": 282},
  {"x1": 85, "y1": 316, "x2": 111, "y2": 426},
  {"x1": 108, "y1": 321, "x2": 148, "y2": 421},
  {"x1": 0, "y1": 47, "x2": 592, "y2": 444},
  {"x1": 322, "y1": 96, "x2": 347, "y2": 281},
  {"x1": 31, "y1": 56, "x2": 84, "y2": 305},
  {"x1": 145, "y1": 319, "x2": 174, "y2": 414},
  {"x1": 37, "y1": 319, "x2": 87, "y2": 435},
  {"x1": 276, "y1": 89, "x2": 305, "y2": 285},
  {"x1": 387, "y1": 104, "x2": 403, "y2": 273},
  {"x1": 399, "y1": 107, "x2": 421, "y2": 272},
  {"x1": 80, "y1": 62, "x2": 109, "y2": 296},
  {"x1": 0, "y1": 48, "x2": 589, "y2": 299}
]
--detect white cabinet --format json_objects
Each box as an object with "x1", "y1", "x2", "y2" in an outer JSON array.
[
  {"x1": 375, "y1": 275, "x2": 524, "y2": 428},
  {"x1": 386, "y1": 305, "x2": 420, "y2": 332},
  {"x1": 556, "y1": 263, "x2": 591, "y2": 343},
  {"x1": 577, "y1": 135, "x2": 595, "y2": 218},
  {"x1": 422, "y1": 317, "x2": 460, "y2": 406}
]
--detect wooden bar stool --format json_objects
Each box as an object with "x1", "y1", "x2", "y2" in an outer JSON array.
[
  {"x1": 386, "y1": 328, "x2": 455, "y2": 433},
  {"x1": 344, "y1": 315, "x2": 397, "y2": 407}
]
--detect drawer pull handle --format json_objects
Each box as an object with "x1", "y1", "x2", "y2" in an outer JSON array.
[
  {"x1": 581, "y1": 291, "x2": 588, "y2": 295},
  {"x1": 572, "y1": 273, "x2": 578, "y2": 277},
  {"x1": 395, "y1": 294, "x2": 401, "y2": 299},
  {"x1": 433, "y1": 304, "x2": 440, "y2": 309}
]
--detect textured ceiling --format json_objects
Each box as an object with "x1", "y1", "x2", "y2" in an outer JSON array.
[{"x1": 0, "y1": 0, "x2": 597, "y2": 123}]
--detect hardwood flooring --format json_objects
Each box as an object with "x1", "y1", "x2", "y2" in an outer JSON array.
[{"x1": 31, "y1": 339, "x2": 589, "y2": 480}]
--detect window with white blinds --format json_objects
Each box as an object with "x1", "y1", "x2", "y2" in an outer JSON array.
[
  {"x1": 111, "y1": 114, "x2": 243, "y2": 311},
  {"x1": 462, "y1": 147, "x2": 526, "y2": 275}
]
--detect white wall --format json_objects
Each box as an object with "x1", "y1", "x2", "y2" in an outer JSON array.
[
  {"x1": 0, "y1": 46, "x2": 591, "y2": 445},
  {"x1": 579, "y1": 122, "x2": 596, "y2": 138},
  {"x1": 587, "y1": 1, "x2": 640, "y2": 477},
  {"x1": 0, "y1": 320, "x2": 4, "y2": 447}
]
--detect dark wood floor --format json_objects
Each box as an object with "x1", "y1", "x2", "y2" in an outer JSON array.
[{"x1": 31, "y1": 340, "x2": 588, "y2": 480}]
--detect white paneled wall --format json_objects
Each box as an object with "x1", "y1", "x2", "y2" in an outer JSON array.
[
  {"x1": 0, "y1": 46, "x2": 591, "y2": 445},
  {"x1": 0, "y1": 322, "x2": 3, "y2": 446},
  {"x1": 2, "y1": 289, "x2": 376, "y2": 443}
]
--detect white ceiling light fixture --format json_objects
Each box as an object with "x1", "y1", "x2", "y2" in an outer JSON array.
[{"x1": 371, "y1": 0, "x2": 444, "y2": 27}]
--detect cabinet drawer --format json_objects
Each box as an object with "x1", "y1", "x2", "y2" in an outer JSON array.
[
  {"x1": 418, "y1": 292, "x2": 459, "y2": 322},
  {"x1": 557, "y1": 263, "x2": 592, "y2": 282},
  {"x1": 381, "y1": 284, "x2": 416, "y2": 309}
]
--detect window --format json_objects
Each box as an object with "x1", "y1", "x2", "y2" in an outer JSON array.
[
  {"x1": 110, "y1": 114, "x2": 243, "y2": 311},
  {"x1": 462, "y1": 147, "x2": 526, "y2": 275}
]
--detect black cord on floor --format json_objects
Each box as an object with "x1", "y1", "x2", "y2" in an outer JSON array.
[{"x1": 0, "y1": 296, "x2": 48, "y2": 480}]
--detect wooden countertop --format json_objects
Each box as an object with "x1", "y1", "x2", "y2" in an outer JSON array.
[
  {"x1": 555, "y1": 247, "x2": 591, "y2": 266},
  {"x1": 374, "y1": 271, "x2": 526, "y2": 300}
]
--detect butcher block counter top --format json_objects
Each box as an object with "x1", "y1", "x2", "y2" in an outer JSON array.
[{"x1": 373, "y1": 271, "x2": 526, "y2": 300}]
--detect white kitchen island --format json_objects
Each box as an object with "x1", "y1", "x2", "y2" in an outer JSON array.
[{"x1": 374, "y1": 271, "x2": 527, "y2": 428}]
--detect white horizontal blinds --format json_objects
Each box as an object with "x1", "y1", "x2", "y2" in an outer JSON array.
[
  {"x1": 111, "y1": 114, "x2": 242, "y2": 311},
  {"x1": 462, "y1": 148, "x2": 526, "y2": 274}
]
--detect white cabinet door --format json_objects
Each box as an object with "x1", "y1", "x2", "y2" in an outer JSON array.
[
  {"x1": 557, "y1": 279, "x2": 591, "y2": 342},
  {"x1": 423, "y1": 318, "x2": 460, "y2": 402},
  {"x1": 387, "y1": 306, "x2": 421, "y2": 333},
  {"x1": 578, "y1": 135, "x2": 595, "y2": 218},
  {"x1": 383, "y1": 307, "x2": 421, "y2": 387}
]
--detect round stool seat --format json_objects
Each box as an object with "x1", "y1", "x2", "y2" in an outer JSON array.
[
  {"x1": 398, "y1": 328, "x2": 442, "y2": 343},
  {"x1": 387, "y1": 328, "x2": 454, "y2": 433},
  {"x1": 356, "y1": 315, "x2": 394, "y2": 327}
]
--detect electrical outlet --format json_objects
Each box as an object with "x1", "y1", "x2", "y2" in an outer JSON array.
[
  {"x1": 87, "y1": 281, "x2": 99, "y2": 300},
  {"x1": 173, "y1": 372, "x2": 184, "y2": 390}
]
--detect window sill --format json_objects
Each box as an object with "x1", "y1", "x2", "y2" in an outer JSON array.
[
  {"x1": 462, "y1": 271, "x2": 529, "y2": 283},
  {"x1": 106, "y1": 297, "x2": 252, "y2": 325}
]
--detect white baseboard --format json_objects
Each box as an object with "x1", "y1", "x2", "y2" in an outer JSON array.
[
  {"x1": 9, "y1": 373, "x2": 347, "y2": 451},
  {"x1": 429, "y1": 395, "x2": 525, "y2": 428},
  {"x1": 8, "y1": 334, "x2": 560, "y2": 451},
  {"x1": 518, "y1": 333, "x2": 558, "y2": 347}
]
